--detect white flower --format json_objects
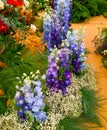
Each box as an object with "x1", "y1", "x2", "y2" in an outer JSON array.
[
  {"x1": 36, "y1": 70, "x2": 40, "y2": 74},
  {"x1": 0, "y1": 0, "x2": 4, "y2": 10},
  {"x1": 15, "y1": 91, "x2": 20, "y2": 99},
  {"x1": 24, "y1": 0, "x2": 29, "y2": 8},
  {"x1": 23, "y1": 73, "x2": 27, "y2": 77},
  {"x1": 30, "y1": 24, "x2": 37, "y2": 33},
  {"x1": 41, "y1": 74, "x2": 46, "y2": 80},
  {"x1": 16, "y1": 85, "x2": 19, "y2": 89},
  {"x1": 24, "y1": 78, "x2": 31, "y2": 85}
]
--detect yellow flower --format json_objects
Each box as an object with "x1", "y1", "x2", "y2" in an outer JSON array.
[{"x1": 6, "y1": 99, "x2": 11, "y2": 106}]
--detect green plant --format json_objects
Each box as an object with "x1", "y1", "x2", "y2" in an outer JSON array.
[
  {"x1": 72, "y1": 0, "x2": 107, "y2": 23},
  {"x1": 32, "y1": 17, "x2": 43, "y2": 32},
  {"x1": 57, "y1": 116, "x2": 100, "y2": 130},
  {"x1": 72, "y1": 1, "x2": 90, "y2": 23},
  {"x1": 81, "y1": 88, "x2": 102, "y2": 126}
]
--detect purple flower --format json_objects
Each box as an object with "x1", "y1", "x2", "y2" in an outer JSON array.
[
  {"x1": 18, "y1": 109, "x2": 24, "y2": 116},
  {"x1": 33, "y1": 96, "x2": 45, "y2": 107},
  {"x1": 22, "y1": 104, "x2": 30, "y2": 111},
  {"x1": 16, "y1": 98, "x2": 24, "y2": 106},
  {"x1": 23, "y1": 85, "x2": 31, "y2": 93},
  {"x1": 32, "y1": 105, "x2": 40, "y2": 112},
  {"x1": 15, "y1": 71, "x2": 46, "y2": 122},
  {"x1": 36, "y1": 111, "x2": 47, "y2": 122},
  {"x1": 34, "y1": 86, "x2": 42, "y2": 96},
  {"x1": 46, "y1": 48, "x2": 72, "y2": 94},
  {"x1": 35, "y1": 81, "x2": 42, "y2": 87},
  {"x1": 63, "y1": 70, "x2": 72, "y2": 79}
]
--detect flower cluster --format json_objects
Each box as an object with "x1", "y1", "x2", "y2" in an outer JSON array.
[
  {"x1": 43, "y1": 11, "x2": 51, "y2": 44},
  {"x1": 15, "y1": 71, "x2": 46, "y2": 122},
  {"x1": 56, "y1": 0, "x2": 71, "y2": 40},
  {"x1": 0, "y1": 110, "x2": 32, "y2": 130},
  {"x1": 46, "y1": 48, "x2": 72, "y2": 94},
  {"x1": 48, "y1": 10, "x2": 62, "y2": 49},
  {"x1": 54, "y1": 0, "x2": 58, "y2": 10},
  {"x1": 63, "y1": 28, "x2": 87, "y2": 74},
  {"x1": 43, "y1": 9, "x2": 62, "y2": 50},
  {"x1": 6, "y1": 0, "x2": 23, "y2": 7},
  {"x1": 41, "y1": 65, "x2": 96, "y2": 130},
  {"x1": 0, "y1": 19, "x2": 8, "y2": 34},
  {"x1": 43, "y1": 0, "x2": 72, "y2": 51}
]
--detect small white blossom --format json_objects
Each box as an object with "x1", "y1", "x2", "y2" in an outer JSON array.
[
  {"x1": 41, "y1": 74, "x2": 46, "y2": 80},
  {"x1": 36, "y1": 70, "x2": 40, "y2": 74},
  {"x1": 23, "y1": 0, "x2": 29, "y2": 8},
  {"x1": 30, "y1": 24, "x2": 37, "y2": 33},
  {"x1": 0, "y1": 0, "x2": 4, "y2": 10}
]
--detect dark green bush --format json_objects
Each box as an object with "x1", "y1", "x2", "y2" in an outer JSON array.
[{"x1": 72, "y1": 0, "x2": 107, "y2": 23}]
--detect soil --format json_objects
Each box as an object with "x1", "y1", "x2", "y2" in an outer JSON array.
[{"x1": 72, "y1": 15, "x2": 107, "y2": 130}]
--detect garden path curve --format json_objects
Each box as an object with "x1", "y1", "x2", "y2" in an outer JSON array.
[{"x1": 72, "y1": 15, "x2": 107, "y2": 130}]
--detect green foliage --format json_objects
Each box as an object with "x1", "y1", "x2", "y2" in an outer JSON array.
[
  {"x1": 31, "y1": 0, "x2": 48, "y2": 12},
  {"x1": 30, "y1": 120, "x2": 41, "y2": 130},
  {"x1": 0, "y1": 97, "x2": 8, "y2": 115},
  {"x1": 72, "y1": 0, "x2": 107, "y2": 23},
  {"x1": 57, "y1": 116, "x2": 100, "y2": 130},
  {"x1": 103, "y1": 12, "x2": 107, "y2": 18},
  {"x1": 102, "y1": 57, "x2": 107, "y2": 68},
  {"x1": 72, "y1": 1, "x2": 90, "y2": 23},
  {"x1": 81, "y1": 88, "x2": 102, "y2": 126},
  {"x1": 0, "y1": 42, "x2": 25, "y2": 67},
  {"x1": 37, "y1": 0, "x2": 48, "y2": 10},
  {"x1": 32, "y1": 17, "x2": 43, "y2": 32}
]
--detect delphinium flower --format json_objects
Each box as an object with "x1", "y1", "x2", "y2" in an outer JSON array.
[
  {"x1": 56, "y1": 0, "x2": 71, "y2": 40},
  {"x1": 43, "y1": 11, "x2": 51, "y2": 44},
  {"x1": 63, "y1": 28, "x2": 87, "y2": 74},
  {"x1": 15, "y1": 71, "x2": 46, "y2": 123},
  {"x1": 0, "y1": 19, "x2": 8, "y2": 34},
  {"x1": 6, "y1": 0, "x2": 23, "y2": 6},
  {"x1": 46, "y1": 47, "x2": 72, "y2": 94},
  {"x1": 43, "y1": 0, "x2": 72, "y2": 51},
  {"x1": 48, "y1": 10, "x2": 62, "y2": 50},
  {"x1": 43, "y1": 9, "x2": 62, "y2": 50},
  {"x1": 54, "y1": 0, "x2": 58, "y2": 10}
]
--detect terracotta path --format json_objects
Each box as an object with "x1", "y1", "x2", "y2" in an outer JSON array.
[{"x1": 72, "y1": 15, "x2": 107, "y2": 130}]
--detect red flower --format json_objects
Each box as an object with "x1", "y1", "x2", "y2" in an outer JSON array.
[
  {"x1": 6, "y1": 0, "x2": 23, "y2": 7},
  {"x1": 0, "y1": 19, "x2": 8, "y2": 33}
]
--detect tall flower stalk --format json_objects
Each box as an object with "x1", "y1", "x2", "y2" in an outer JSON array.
[
  {"x1": 46, "y1": 48, "x2": 72, "y2": 94},
  {"x1": 43, "y1": 0, "x2": 72, "y2": 51},
  {"x1": 15, "y1": 71, "x2": 47, "y2": 122},
  {"x1": 43, "y1": 11, "x2": 51, "y2": 44},
  {"x1": 56, "y1": 0, "x2": 71, "y2": 40},
  {"x1": 63, "y1": 28, "x2": 87, "y2": 74}
]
